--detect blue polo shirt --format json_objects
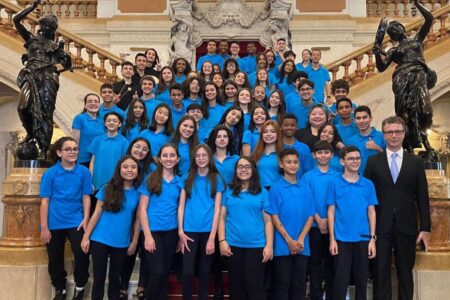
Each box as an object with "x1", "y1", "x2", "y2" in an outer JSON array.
[
  {"x1": 347, "y1": 128, "x2": 386, "y2": 173},
  {"x1": 40, "y1": 162, "x2": 92, "y2": 230},
  {"x1": 257, "y1": 152, "x2": 282, "y2": 188},
  {"x1": 196, "y1": 54, "x2": 225, "y2": 72},
  {"x1": 170, "y1": 104, "x2": 187, "y2": 129},
  {"x1": 306, "y1": 65, "x2": 331, "y2": 102},
  {"x1": 88, "y1": 133, "x2": 129, "y2": 190},
  {"x1": 284, "y1": 141, "x2": 314, "y2": 177},
  {"x1": 155, "y1": 88, "x2": 171, "y2": 105},
  {"x1": 243, "y1": 112, "x2": 251, "y2": 131},
  {"x1": 222, "y1": 188, "x2": 269, "y2": 248},
  {"x1": 197, "y1": 126, "x2": 209, "y2": 143},
  {"x1": 242, "y1": 55, "x2": 257, "y2": 74},
  {"x1": 182, "y1": 96, "x2": 202, "y2": 108},
  {"x1": 98, "y1": 104, "x2": 126, "y2": 121},
  {"x1": 177, "y1": 141, "x2": 191, "y2": 175},
  {"x1": 214, "y1": 155, "x2": 239, "y2": 185},
  {"x1": 175, "y1": 74, "x2": 187, "y2": 84},
  {"x1": 90, "y1": 186, "x2": 140, "y2": 248},
  {"x1": 301, "y1": 166, "x2": 338, "y2": 226},
  {"x1": 242, "y1": 128, "x2": 260, "y2": 154},
  {"x1": 285, "y1": 93, "x2": 301, "y2": 113},
  {"x1": 267, "y1": 177, "x2": 315, "y2": 256},
  {"x1": 139, "y1": 175, "x2": 183, "y2": 231},
  {"x1": 233, "y1": 57, "x2": 249, "y2": 73},
  {"x1": 296, "y1": 63, "x2": 312, "y2": 73},
  {"x1": 140, "y1": 129, "x2": 171, "y2": 157},
  {"x1": 326, "y1": 175, "x2": 378, "y2": 242},
  {"x1": 291, "y1": 100, "x2": 316, "y2": 129},
  {"x1": 183, "y1": 174, "x2": 225, "y2": 232},
  {"x1": 122, "y1": 122, "x2": 144, "y2": 143},
  {"x1": 72, "y1": 112, "x2": 105, "y2": 163},
  {"x1": 143, "y1": 98, "x2": 162, "y2": 121},
  {"x1": 201, "y1": 104, "x2": 226, "y2": 132},
  {"x1": 335, "y1": 121, "x2": 358, "y2": 145},
  {"x1": 248, "y1": 72, "x2": 277, "y2": 89}
]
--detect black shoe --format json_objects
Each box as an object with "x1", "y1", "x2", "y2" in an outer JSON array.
[
  {"x1": 72, "y1": 288, "x2": 84, "y2": 300},
  {"x1": 53, "y1": 290, "x2": 67, "y2": 300}
]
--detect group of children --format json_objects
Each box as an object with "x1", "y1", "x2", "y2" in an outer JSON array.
[{"x1": 40, "y1": 42, "x2": 386, "y2": 300}]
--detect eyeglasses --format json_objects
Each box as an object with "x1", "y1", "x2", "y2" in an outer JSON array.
[
  {"x1": 195, "y1": 153, "x2": 208, "y2": 159},
  {"x1": 61, "y1": 148, "x2": 79, "y2": 153},
  {"x1": 346, "y1": 157, "x2": 361, "y2": 162},
  {"x1": 133, "y1": 145, "x2": 150, "y2": 152},
  {"x1": 237, "y1": 165, "x2": 252, "y2": 171},
  {"x1": 299, "y1": 87, "x2": 313, "y2": 92},
  {"x1": 383, "y1": 130, "x2": 405, "y2": 136}
]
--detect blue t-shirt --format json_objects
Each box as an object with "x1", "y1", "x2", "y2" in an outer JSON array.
[
  {"x1": 306, "y1": 65, "x2": 331, "y2": 103},
  {"x1": 139, "y1": 175, "x2": 183, "y2": 231},
  {"x1": 291, "y1": 100, "x2": 317, "y2": 129},
  {"x1": 122, "y1": 122, "x2": 144, "y2": 143},
  {"x1": 201, "y1": 104, "x2": 226, "y2": 132},
  {"x1": 98, "y1": 104, "x2": 126, "y2": 121},
  {"x1": 267, "y1": 177, "x2": 315, "y2": 256},
  {"x1": 183, "y1": 174, "x2": 225, "y2": 232},
  {"x1": 177, "y1": 141, "x2": 192, "y2": 175},
  {"x1": 248, "y1": 72, "x2": 277, "y2": 89},
  {"x1": 196, "y1": 54, "x2": 225, "y2": 72},
  {"x1": 40, "y1": 162, "x2": 92, "y2": 230},
  {"x1": 90, "y1": 186, "x2": 140, "y2": 248},
  {"x1": 284, "y1": 141, "x2": 314, "y2": 177},
  {"x1": 243, "y1": 112, "x2": 251, "y2": 131},
  {"x1": 214, "y1": 155, "x2": 239, "y2": 185},
  {"x1": 140, "y1": 129, "x2": 171, "y2": 157},
  {"x1": 175, "y1": 74, "x2": 187, "y2": 84},
  {"x1": 257, "y1": 152, "x2": 282, "y2": 188},
  {"x1": 242, "y1": 55, "x2": 257, "y2": 74},
  {"x1": 222, "y1": 189, "x2": 269, "y2": 248},
  {"x1": 295, "y1": 63, "x2": 312, "y2": 73},
  {"x1": 242, "y1": 128, "x2": 260, "y2": 154},
  {"x1": 301, "y1": 166, "x2": 338, "y2": 226},
  {"x1": 336, "y1": 121, "x2": 358, "y2": 145},
  {"x1": 182, "y1": 96, "x2": 202, "y2": 108},
  {"x1": 88, "y1": 133, "x2": 129, "y2": 190},
  {"x1": 72, "y1": 113, "x2": 105, "y2": 163},
  {"x1": 347, "y1": 128, "x2": 386, "y2": 173},
  {"x1": 326, "y1": 175, "x2": 378, "y2": 242},
  {"x1": 143, "y1": 98, "x2": 162, "y2": 121},
  {"x1": 155, "y1": 88, "x2": 171, "y2": 105},
  {"x1": 170, "y1": 104, "x2": 187, "y2": 129}
]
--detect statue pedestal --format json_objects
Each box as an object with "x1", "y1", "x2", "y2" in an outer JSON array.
[
  {"x1": 412, "y1": 170, "x2": 450, "y2": 299},
  {"x1": 0, "y1": 164, "x2": 71, "y2": 300}
]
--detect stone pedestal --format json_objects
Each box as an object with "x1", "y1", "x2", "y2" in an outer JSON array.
[{"x1": 0, "y1": 164, "x2": 52, "y2": 299}]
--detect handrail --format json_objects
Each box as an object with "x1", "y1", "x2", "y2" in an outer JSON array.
[
  {"x1": 325, "y1": 3, "x2": 450, "y2": 84},
  {"x1": 17, "y1": 0, "x2": 97, "y2": 18},
  {"x1": 366, "y1": 0, "x2": 449, "y2": 18},
  {"x1": 0, "y1": 0, "x2": 121, "y2": 83}
]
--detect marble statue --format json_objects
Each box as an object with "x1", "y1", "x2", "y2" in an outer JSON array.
[
  {"x1": 13, "y1": 0, "x2": 72, "y2": 160},
  {"x1": 263, "y1": 16, "x2": 290, "y2": 47},
  {"x1": 168, "y1": 17, "x2": 195, "y2": 65},
  {"x1": 373, "y1": 0, "x2": 437, "y2": 160}
]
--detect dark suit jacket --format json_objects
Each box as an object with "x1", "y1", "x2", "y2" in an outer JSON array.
[{"x1": 364, "y1": 151, "x2": 430, "y2": 235}]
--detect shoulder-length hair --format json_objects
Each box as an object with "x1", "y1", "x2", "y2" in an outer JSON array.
[
  {"x1": 318, "y1": 122, "x2": 342, "y2": 152},
  {"x1": 184, "y1": 144, "x2": 222, "y2": 199},
  {"x1": 267, "y1": 89, "x2": 286, "y2": 120},
  {"x1": 207, "y1": 125, "x2": 234, "y2": 155},
  {"x1": 184, "y1": 76, "x2": 205, "y2": 99},
  {"x1": 201, "y1": 81, "x2": 223, "y2": 119},
  {"x1": 122, "y1": 98, "x2": 149, "y2": 137},
  {"x1": 222, "y1": 58, "x2": 240, "y2": 80},
  {"x1": 171, "y1": 57, "x2": 192, "y2": 76},
  {"x1": 248, "y1": 105, "x2": 270, "y2": 131},
  {"x1": 146, "y1": 143, "x2": 179, "y2": 196},
  {"x1": 148, "y1": 103, "x2": 174, "y2": 136},
  {"x1": 230, "y1": 156, "x2": 262, "y2": 196},
  {"x1": 218, "y1": 105, "x2": 245, "y2": 155},
  {"x1": 278, "y1": 60, "x2": 297, "y2": 83},
  {"x1": 103, "y1": 155, "x2": 142, "y2": 213},
  {"x1": 252, "y1": 120, "x2": 284, "y2": 162},
  {"x1": 157, "y1": 66, "x2": 175, "y2": 94},
  {"x1": 170, "y1": 115, "x2": 199, "y2": 154}
]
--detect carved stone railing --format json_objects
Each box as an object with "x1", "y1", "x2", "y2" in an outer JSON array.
[
  {"x1": 367, "y1": 0, "x2": 449, "y2": 18},
  {"x1": 0, "y1": 0, "x2": 121, "y2": 83},
  {"x1": 326, "y1": 3, "x2": 450, "y2": 85},
  {"x1": 17, "y1": 0, "x2": 97, "y2": 18}
]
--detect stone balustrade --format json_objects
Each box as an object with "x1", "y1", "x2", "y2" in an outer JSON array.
[
  {"x1": 0, "y1": 0, "x2": 121, "y2": 83},
  {"x1": 366, "y1": 0, "x2": 449, "y2": 18},
  {"x1": 326, "y1": 3, "x2": 450, "y2": 85},
  {"x1": 17, "y1": 0, "x2": 97, "y2": 18}
]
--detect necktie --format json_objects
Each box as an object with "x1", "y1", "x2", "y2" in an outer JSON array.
[{"x1": 391, "y1": 152, "x2": 399, "y2": 183}]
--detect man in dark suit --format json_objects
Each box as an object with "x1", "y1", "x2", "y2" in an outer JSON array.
[{"x1": 364, "y1": 116, "x2": 431, "y2": 300}]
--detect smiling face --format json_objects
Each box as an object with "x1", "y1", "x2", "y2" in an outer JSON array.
[
  {"x1": 284, "y1": 61, "x2": 295, "y2": 74},
  {"x1": 204, "y1": 84, "x2": 217, "y2": 101},
  {"x1": 225, "y1": 109, "x2": 242, "y2": 127},
  {"x1": 219, "y1": 41, "x2": 229, "y2": 55},
  {"x1": 212, "y1": 74, "x2": 223, "y2": 88},
  {"x1": 195, "y1": 146, "x2": 209, "y2": 169},
  {"x1": 120, "y1": 158, "x2": 139, "y2": 182},
  {"x1": 189, "y1": 79, "x2": 200, "y2": 94},
  {"x1": 224, "y1": 84, "x2": 237, "y2": 99},
  {"x1": 175, "y1": 59, "x2": 187, "y2": 74},
  {"x1": 84, "y1": 94, "x2": 100, "y2": 114},
  {"x1": 252, "y1": 107, "x2": 267, "y2": 126},
  {"x1": 257, "y1": 69, "x2": 268, "y2": 82},
  {"x1": 155, "y1": 107, "x2": 169, "y2": 126},
  {"x1": 146, "y1": 49, "x2": 156, "y2": 63},
  {"x1": 121, "y1": 65, "x2": 134, "y2": 79},
  {"x1": 57, "y1": 140, "x2": 79, "y2": 164},
  {"x1": 309, "y1": 107, "x2": 327, "y2": 128},
  {"x1": 354, "y1": 111, "x2": 372, "y2": 132},
  {"x1": 337, "y1": 100, "x2": 352, "y2": 120},
  {"x1": 226, "y1": 62, "x2": 237, "y2": 75},
  {"x1": 187, "y1": 108, "x2": 203, "y2": 123},
  {"x1": 280, "y1": 154, "x2": 299, "y2": 176},
  {"x1": 179, "y1": 119, "x2": 195, "y2": 140},
  {"x1": 281, "y1": 117, "x2": 297, "y2": 137},
  {"x1": 230, "y1": 43, "x2": 240, "y2": 56},
  {"x1": 253, "y1": 86, "x2": 266, "y2": 103},
  {"x1": 235, "y1": 72, "x2": 246, "y2": 86},
  {"x1": 135, "y1": 56, "x2": 147, "y2": 71},
  {"x1": 302, "y1": 50, "x2": 311, "y2": 63},
  {"x1": 314, "y1": 149, "x2": 333, "y2": 166},
  {"x1": 269, "y1": 92, "x2": 281, "y2": 108},
  {"x1": 262, "y1": 124, "x2": 277, "y2": 144},
  {"x1": 320, "y1": 124, "x2": 335, "y2": 144},
  {"x1": 162, "y1": 68, "x2": 173, "y2": 83},
  {"x1": 257, "y1": 54, "x2": 268, "y2": 69},
  {"x1": 131, "y1": 140, "x2": 150, "y2": 161},
  {"x1": 236, "y1": 158, "x2": 253, "y2": 182},
  {"x1": 159, "y1": 145, "x2": 179, "y2": 170},
  {"x1": 105, "y1": 114, "x2": 122, "y2": 132},
  {"x1": 202, "y1": 62, "x2": 213, "y2": 75},
  {"x1": 341, "y1": 150, "x2": 361, "y2": 173},
  {"x1": 133, "y1": 101, "x2": 145, "y2": 119},
  {"x1": 299, "y1": 83, "x2": 314, "y2": 101},
  {"x1": 238, "y1": 89, "x2": 251, "y2": 105},
  {"x1": 383, "y1": 122, "x2": 405, "y2": 150},
  {"x1": 141, "y1": 79, "x2": 154, "y2": 95},
  {"x1": 215, "y1": 129, "x2": 230, "y2": 150},
  {"x1": 207, "y1": 41, "x2": 217, "y2": 54}
]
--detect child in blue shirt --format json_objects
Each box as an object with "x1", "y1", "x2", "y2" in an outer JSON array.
[
  {"x1": 327, "y1": 146, "x2": 377, "y2": 300},
  {"x1": 98, "y1": 83, "x2": 126, "y2": 121},
  {"x1": 72, "y1": 93, "x2": 104, "y2": 167},
  {"x1": 178, "y1": 144, "x2": 225, "y2": 300},
  {"x1": 318, "y1": 123, "x2": 345, "y2": 173},
  {"x1": 138, "y1": 144, "x2": 183, "y2": 299},
  {"x1": 88, "y1": 112, "x2": 129, "y2": 191},
  {"x1": 200, "y1": 82, "x2": 225, "y2": 132},
  {"x1": 267, "y1": 90, "x2": 286, "y2": 122},
  {"x1": 266, "y1": 148, "x2": 315, "y2": 300},
  {"x1": 155, "y1": 66, "x2": 175, "y2": 105},
  {"x1": 140, "y1": 103, "x2": 174, "y2": 157},
  {"x1": 121, "y1": 98, "x2": 149, "y2": 143},
  {"x1": 169, "y1": 83, "x2": 187, "y2": 128},
  {"x1": 242, "y1": 106, "x2": 270, "y2": 156},
  {"x1": 81, "y1": 156, "x2": 141, "y2": 300},
  {"x1": 139, "y1": 75, "x2": 161, "y2": 121},
  {"x1": 40, "y1": 137, "x2": 91, "y2": 299},
  {"x1": 170, "y1": 115, "x2": 199, "y2": 175},
  {"x1": 301, "y1": 140, "x2": 338, "y2": 300},
  {"x1": 218, "y1": 156, "x2": 273, "y2": 299}
]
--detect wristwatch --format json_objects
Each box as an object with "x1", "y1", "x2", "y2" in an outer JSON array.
[{"x1": 370, "y1": 235, "x2": 377, "y2": 241}]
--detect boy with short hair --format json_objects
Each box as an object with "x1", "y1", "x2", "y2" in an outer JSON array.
[
  {"x1": 98, "y1": 83, "x2": 126, "y2": 121},
  {"x1": 169, "y1": 83, "x2": 186, "y2": 128},
  {"x1": 327, "y1": 146, "x2": 377, "y2": 300},
  {"x1": 113, "y1": 61, "x2": 141, "y2": 110},
  {"x1": 335, "y1": 97, "x2": 358, "y2": 144},
  {"x1": 186, "y1": 103, "x2": 207, "y2": 142},
  {"x1": 140, "y1": 75, "x2": 161, "y2": 121}
]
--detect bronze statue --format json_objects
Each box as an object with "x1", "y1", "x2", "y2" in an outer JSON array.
[
  {"x1": 373, "y1": 0, "x2": 437, "y2": 159},
  {"x1": 13, "y1": 0, "x2": 72, "y2": 160}
]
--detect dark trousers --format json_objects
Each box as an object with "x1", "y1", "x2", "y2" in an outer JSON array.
[
  {"x1": 373, "y1": 227, "x2": 416, "y2": 300},
  {"x1": 228, "y1": 246, "x2": 266, "y2": 300},
  {"x1": 309, "y1": 227, "x2": 334, "y2": 300},
  {"x1": 273, "y1": 254, "x2": 308, "y2": 300},
  {"x1": 144, "y1": 229, "x2": 178, "y2": 300},
  {"x1": 120, "y1": 233, "x2": 148, "y2": 291},
  {"x1": 91, "y1": 241, "x2": 128, "y2": 300},
  {"x1": 46, "y1": 227, "x2": 89, "y2": 291},
  {"x1": 182, "y1": 232, "x2": 214, "y2": 300},
  {"x1": 332, "y1": 241, "x2": 369, "y2": 300}
]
